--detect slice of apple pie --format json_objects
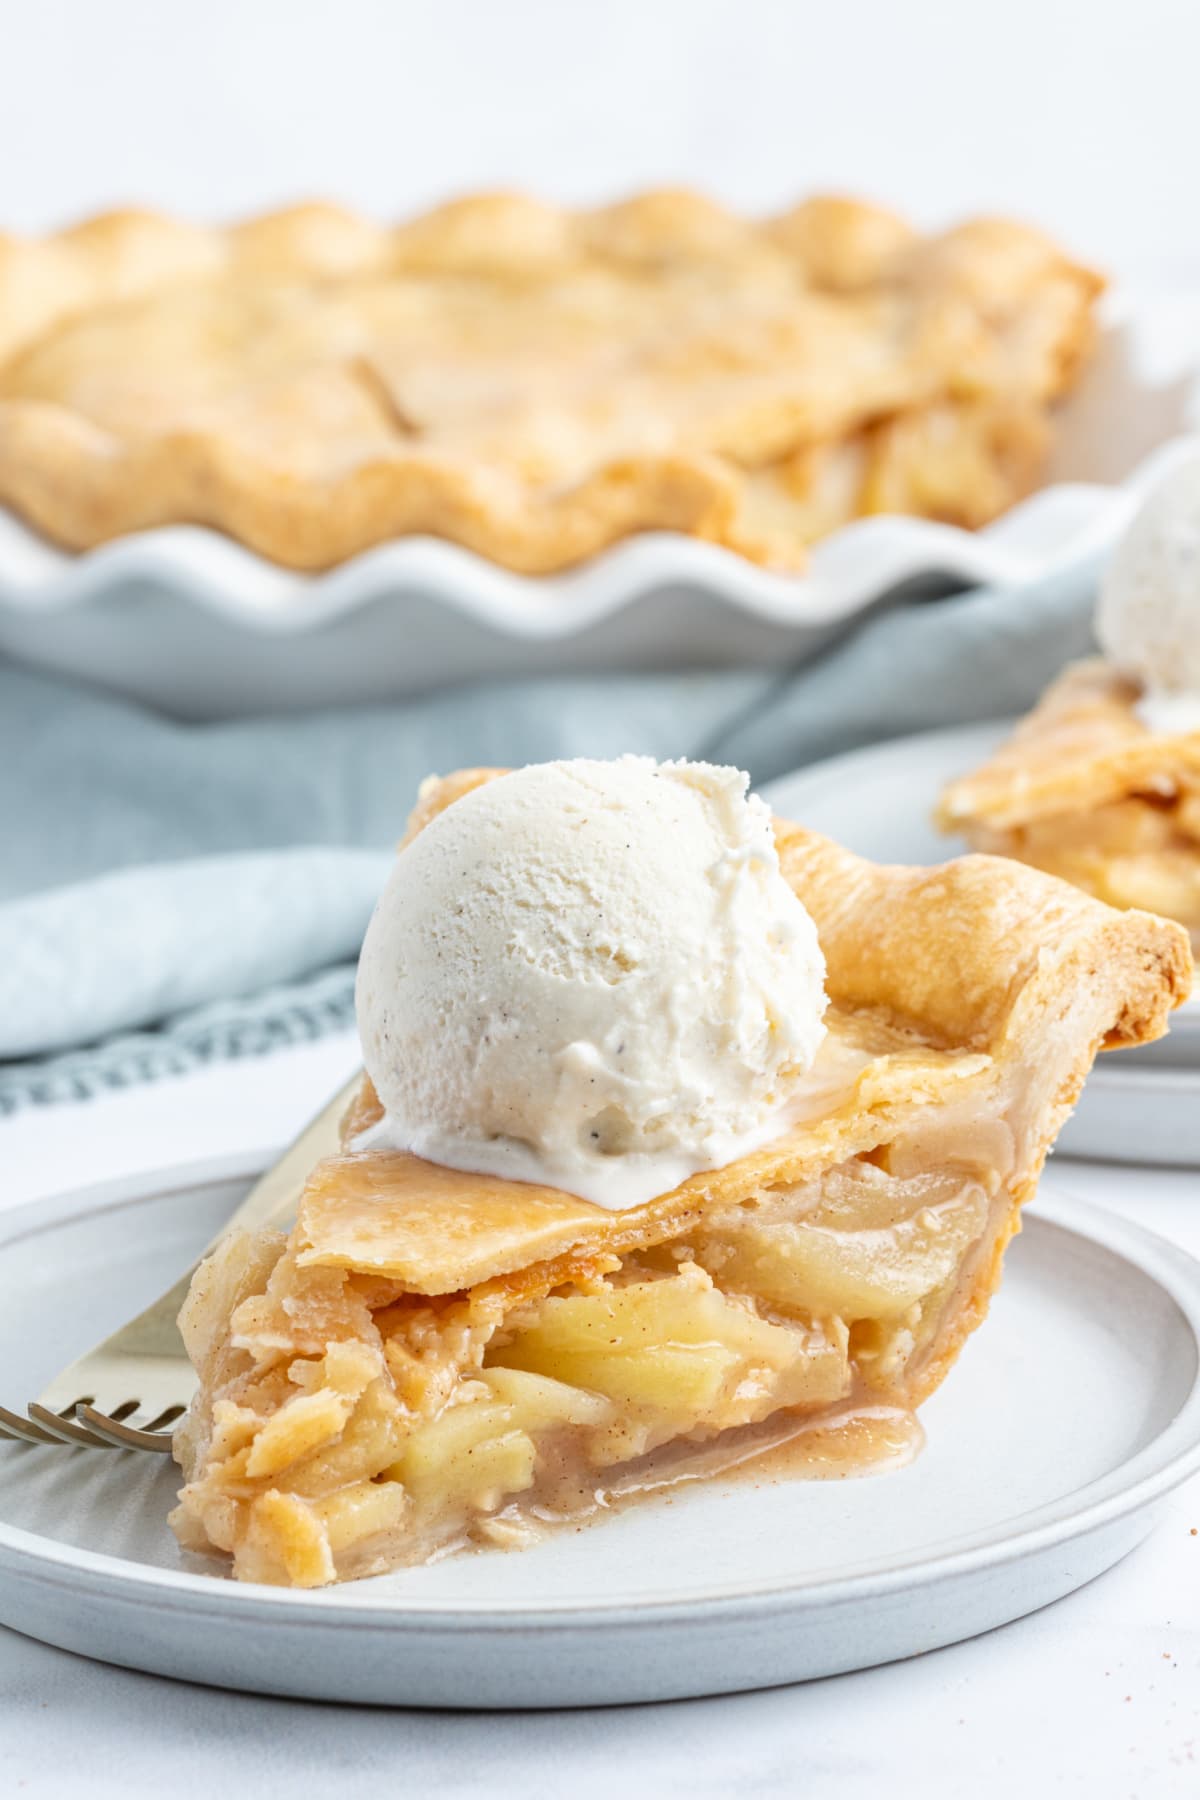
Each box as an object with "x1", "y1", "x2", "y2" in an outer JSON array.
[
  {"x1": 937, "y1": 458, "x2": 1200, "y2": 944},
  {"x1": 937, "y1": 659, "x2": 1200, "y2": 943},
  {"x1": 172, "y1": 768, "x2": 1189, "y2": 1587}
]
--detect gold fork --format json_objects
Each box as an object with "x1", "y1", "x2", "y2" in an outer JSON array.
[{"x1": 0, "y1": 1075, "x2": 361, "y2": 1452}]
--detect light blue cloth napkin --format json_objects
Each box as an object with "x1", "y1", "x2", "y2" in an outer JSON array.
[{"x1": 0, "y1": 560, "x2": 1099, "y2": 1110}]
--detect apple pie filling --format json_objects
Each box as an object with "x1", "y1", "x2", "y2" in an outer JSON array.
[{"x1": 172, "y1": 1133, "x2": 1004, "y2": 1588}]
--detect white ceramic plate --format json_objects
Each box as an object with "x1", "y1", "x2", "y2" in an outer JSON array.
[
  {"x1": 764, "y1": 726, "x2": 1200, "y2": 1164},
  {"x1": 1, "y1": 294, "x2": 1198, "y2": 719},
  {"x1": 2, "y1": 1158, "x2": 1200, "y2": 1708}
]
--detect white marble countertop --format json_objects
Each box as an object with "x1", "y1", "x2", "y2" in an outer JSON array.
[{"x1": 1, "y1": 1042, "x2": 1198, "y2": 1797}]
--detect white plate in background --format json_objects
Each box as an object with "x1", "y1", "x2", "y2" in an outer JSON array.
[
  {"x1": 765, "y1": 726, "x2": 1200, "y2": 1164},
  {"x1": 1, "y1": 292, "x2": 1198, "y2": 718},
  {"x1": 1, "y1": 1162, "x2": 1199, "y2": 1707}
]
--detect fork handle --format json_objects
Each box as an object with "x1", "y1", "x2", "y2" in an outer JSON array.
[{"x1": 107, "y1": 1072, "x2": 364, "y2": 1360}]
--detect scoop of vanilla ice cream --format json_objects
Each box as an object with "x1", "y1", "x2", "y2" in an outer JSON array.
[
  {"x1": 354, "y1": 756, "x2": 828, "y2": 1209},
  {"x1": 1097, "y1": 456, "x2": 1200, "y2": 732}
]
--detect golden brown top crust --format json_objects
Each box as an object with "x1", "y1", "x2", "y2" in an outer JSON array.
[
  {"x1": 0, "y1": 194, "x2": 1102, "y2": 573},
  {"x1": 293, "y1": 766, "x2": 1190, "y2": 1296},
  {"x1": 309, "y1": 1011, "x2": 982, "y2": 1295},
  {"x1": 937, "y1": 658, "x2": 1200, "y2": 832},
  {"x1": 774, "y1": 811, "x2": 1190, "y2": 1053}
]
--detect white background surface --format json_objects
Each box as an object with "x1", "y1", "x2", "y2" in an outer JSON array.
[
  {"x1": 0, "y1": 0, "x2": 1198, "y2": 285},
  {"x1": 2, "y1": 0, "x2": 1200, "y2": 1790}
]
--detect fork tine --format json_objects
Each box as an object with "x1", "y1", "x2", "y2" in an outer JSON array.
[
  {"x1": 141, "y1": 1403, "x2": 187, "y2": 1432},
  {"x1": 0, "y1": 1405, "x2": 60, "y2": 1445},
  {"x1": 77, "y1": 1405, "x2": 177, "y2": 1453},
  {"x1": 27, "y1": 1402, "x2": 114, "y2": 1448},
  {"x1": 14, "y1": 1076, "x2": 358, "y2": 1457}
]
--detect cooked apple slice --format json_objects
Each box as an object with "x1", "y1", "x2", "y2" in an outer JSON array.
[
  {"x1": 386, "y1": 1400, "x2": 537, "y2": 1514},
  {"x1": 701, "y1": 1167, "x2": 989, "y2": 1321},
  {"x1": 478, "y1": 1364, "x2": 615, "y2": 1430},
  {"x1": 490, "y1": 1271, "x2": 850, "y2": 1440}
]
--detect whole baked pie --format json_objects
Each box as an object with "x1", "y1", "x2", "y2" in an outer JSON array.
[
  {"x1": 938, "y1": 459, "x2": 1200, "y2": 944},
  {"x1": 0, "y1": 193, "x2": 1100, "y2": 573},
  {"x1": 171, "y1": 761, "x2": 1190, "y2": 1588}
]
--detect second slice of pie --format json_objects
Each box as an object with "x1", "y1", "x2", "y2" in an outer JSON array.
[
  {"x1": 936, "y1": 457, "x2": 1200, "y2": 942},
  {"x1": 171, "y1": 759, "x2": 1191, "y2": 1587}
]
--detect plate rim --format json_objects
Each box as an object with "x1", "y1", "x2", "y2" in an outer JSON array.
[
  {"x1": 1084, "y1": 1062, "x2": 1200, "y2": 1091},
  {"x1": 3, "y1": 1159, "x2": 1200, "y2": 1630},
  {"x1": 760, "y1": 718, "x2": 1013, "y2": 806}
]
